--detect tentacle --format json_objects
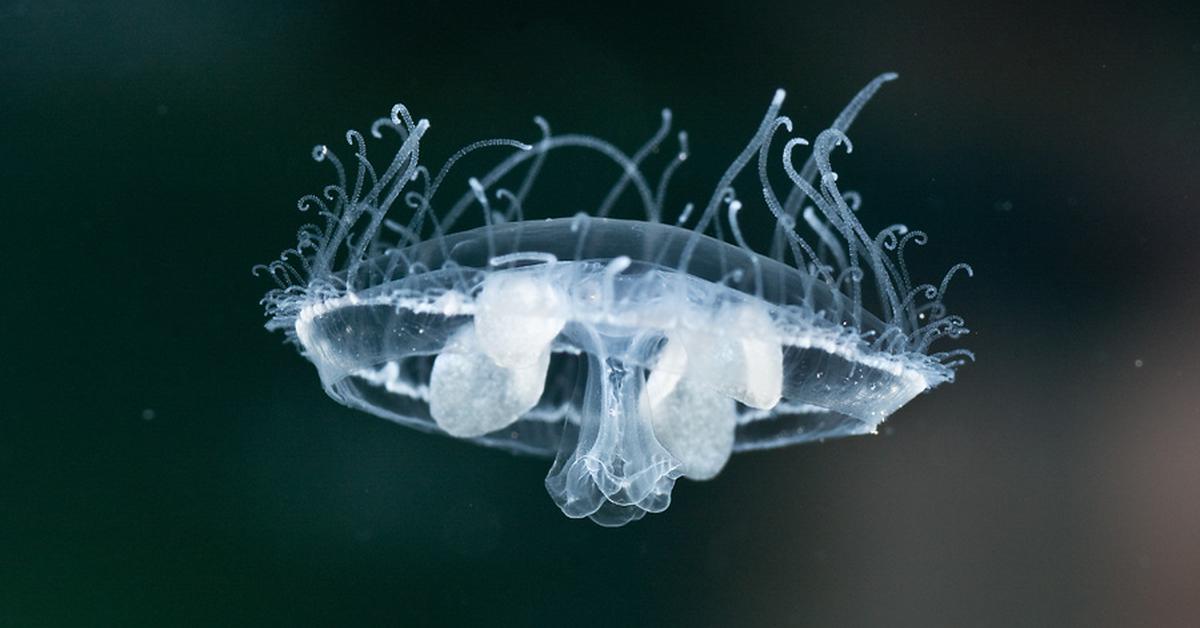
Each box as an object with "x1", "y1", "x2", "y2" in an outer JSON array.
[
  {"x1": 313, "y1": 144, "x2": 347, "y2": 196},
  {"x1": 757, "y1": 117, "x2": 833, "y2": 286},
  {"x1": 345, "y1": 130, "x2": 373, "y2": 205},
  {"x1": 596, "y1": 108, "x2": 673, "y2": 220},
  {"x1": 727, "y1": 198, "x2": 763, "y2": 298},
  {"x1": 468, "y1": 177, "x2": 497, "y2": 260},
  {"x1": 400, "y1": 166, "x2": 434, "y2": 246},
  {"x1": 790, "y1": 72, "x2": 897, "y2": 195},
  {"x1": 802, "y1": 206, "x2": 847, "y2": 272},
  {"x1": 370, "y1": 114, "x2": 409, "y2": 141},
  {"x1": 680, "y1": 89, "x2": 787, "y2": 274},
  {"x1": 427, "y1": 138, "x2": 532, "y2": 202},
  {"x1": 601, "y1": 256, "x2": 632, "y2": 315},
  {"x1": 495, "y1": 188, "x2": 524, "y2": 223},
  {"x1": 296, "y1": 194, "x2": 327, "y2": 214},
  {"x1": 896, "y1": 230, "x2": 927, "y2": 293},
  {"x1": 937, "y1": 263, "x2": 974, "y2": 301},
  {"x1": 842, "y1": 190, "x2": 863, "y2": 212},
  {"x1": 516, "y1": 116, "x2": 552, "y2": 205},
  {"x1": 674, "y1": 202, "x2": 694, "y2": 226},
  {"x1": 654, "y1": 131, "x2": 689, "y2": 215},
  {"x1": 440, "y1": 134, "x2": 657, "y2": 232},
  {"x1": 570, "y1": 211, "x2": 592, "y2": 261},
  {"x1": 813, "y1": 128, "x2": 904, "y2": 327}
]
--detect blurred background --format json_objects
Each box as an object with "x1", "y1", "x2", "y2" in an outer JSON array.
[{"x1": 3, "y1": 1, "x2": 1198, "y2": 626}]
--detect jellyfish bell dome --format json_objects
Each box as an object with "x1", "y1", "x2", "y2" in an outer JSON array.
[{"x1": 259, "y1": 73, "x2": 972, "y2": 526}]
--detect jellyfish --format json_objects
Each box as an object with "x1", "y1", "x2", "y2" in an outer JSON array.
[{"x1": 257, "y1": 73, "x2": 972, "y2": 526}]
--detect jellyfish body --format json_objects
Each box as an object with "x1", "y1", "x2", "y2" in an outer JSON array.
[{"x1": 259, "y1": 74, "x2": 972, "y2": 526}]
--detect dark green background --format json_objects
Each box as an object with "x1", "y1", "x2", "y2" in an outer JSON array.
[{"x1": 4, "y1": 1, "x2": 1199, "y2": 626}]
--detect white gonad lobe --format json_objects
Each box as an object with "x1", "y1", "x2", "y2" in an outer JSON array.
[
  {"x1": 473, "y1": 271, "x2": 567, "y2": 369},
  {"x1": 643, "y1": 300, "x2": 783, "y2": 478},
  {"x1": 429, "y1": 325, "x2": 550, "y2": 438}
]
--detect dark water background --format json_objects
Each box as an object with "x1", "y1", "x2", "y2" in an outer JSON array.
[{"x1": 4, "y1": 1, "x2": 1199, "y2": 626}]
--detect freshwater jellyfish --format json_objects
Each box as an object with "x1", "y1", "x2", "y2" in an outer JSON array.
[{"x1": 257, "y1": 73, "x2": 972, "y2": 526}]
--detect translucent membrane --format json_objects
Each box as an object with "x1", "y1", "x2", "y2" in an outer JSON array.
[{"x1": 293, "y1": 219, "x2": 945, "y2": 525}]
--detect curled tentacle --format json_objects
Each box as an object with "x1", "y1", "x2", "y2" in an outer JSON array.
[
  {"x1": 896, "y1": 229, "x2": 928, "y2": 294},
  {"x1": 898, "y1": 283, "x2": 939, "y2": 313},
  {"x1": 760, "y1": 119, "x2": 818, "y2": 269},
  {"x1": 912, "y1": 315, "x2": 967, "y2": 352},
  {"x1": 345, "y1": 130, "x2": 374, "y2": 205},
  {"x1": 322, "y1": 184, "x2": 348, "y2": 205},
  {"x1": 404, "y1": 191, "x2": 426, "y2": 211},
  {"x1": 314, "y1": 144, "x2": 347, "y2": 195},
  {"x1": 937, "y1": 263, "x2": 974, "y2": 300},
  {"x1": 814, "y1": 127, "x2": 907, "y2": 329},
  {"x1": 875, "y1": 224, "x2": 908, "y2": 251},
  {"x1": 835, "y1": 266, "x2": 864, "y2": 295},
  {"x1": 296, "y1": 194, "x2": 327, "y2": 213},
  {"x1": 516, "y1": 116, "x2": 552, "y2": 204},
  {"x1": 371, "y1": 115, "x2": 409, "y2": 140},
  {"x1": 495, "y1": 188, "x2": 524, "y2": 223},
  {"x1": 843, "y1": 190, "x2": 863, "y2": 212},
  {"x1": 390, "y1": 103, "x2": 415, "y2": 132}
]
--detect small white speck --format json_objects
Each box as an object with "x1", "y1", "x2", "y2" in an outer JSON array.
[{"x1": 141, "y1": 408, "x2": 156, "y2": 421}]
